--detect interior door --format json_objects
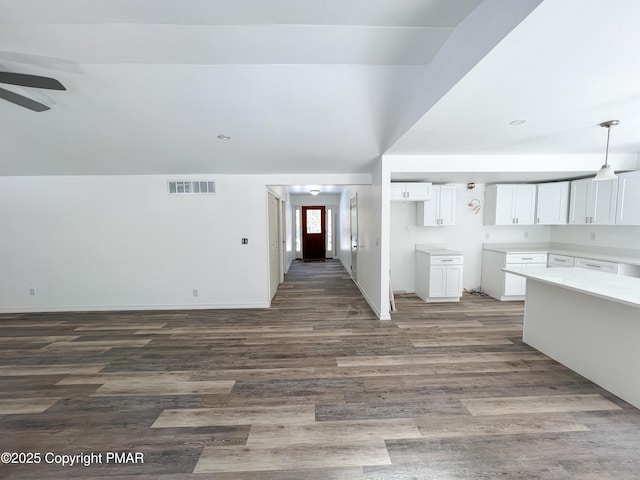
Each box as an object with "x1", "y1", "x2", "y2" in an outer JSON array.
[
  {"x1": 350, "y1": 195, "x2": 358, "y2": 281},
  {"x1": 268, "y1": 193, "x2": 280, "y2": 299},
  {"x1": 302, "y1": 206, "x2": 326, "y2": 260}
]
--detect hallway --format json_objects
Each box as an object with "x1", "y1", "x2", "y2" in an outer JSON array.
[{"x1": 1, "y1": 260, "x2": 639, "y2": 478}]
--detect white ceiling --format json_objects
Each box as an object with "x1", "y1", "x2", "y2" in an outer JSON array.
[{"x1": 1, "y1": 0, "x2": 638, "y2": 179}]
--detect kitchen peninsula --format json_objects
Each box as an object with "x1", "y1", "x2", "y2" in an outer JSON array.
[{"x1": 504, "y1": 266, "x2": 640, "y2": 409}]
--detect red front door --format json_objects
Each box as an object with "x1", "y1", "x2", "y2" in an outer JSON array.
[{"x1": 302, "y1": 206, "x2": 326, "y2": 260}]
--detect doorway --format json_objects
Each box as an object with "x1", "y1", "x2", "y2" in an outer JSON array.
[
  {"x1": 350, "y1": 195, "x2": 358, "y2": 281},
  {"x1": 302, "y1": 206, "x2": 326, "y2": 260},
  {"x1": 268, "y1": 192, "x2": 281, "y2": 299}
]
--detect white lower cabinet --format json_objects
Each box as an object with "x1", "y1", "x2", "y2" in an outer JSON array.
[
  {"x1": 548, "y1": 254, "x2": 574, "y2": 267},
  {"x1": 416, "y1": 251, "x2": 463, "y2": 303},
  {"x1": 481, "y1": 250, "x2": 547, "y2": 301}
]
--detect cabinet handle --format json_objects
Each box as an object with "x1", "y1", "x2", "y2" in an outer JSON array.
[
  {"x1": 537, "y1": 217, "x2": 540, "y2": 223},
  {"x1": 585, "y1": 263, "x2": 601, "y2": 268},
  {"x1": 516, "y1": 218, "x2": 519, "y2": 224},
  {"x1": 441, "y1": 259, "x2": 454, "y2": 262},
  {"x1": 555, "y1": 259, "x2": 567, "y2": 262},
  {"x1": 521, "y1": 257, "x2": 534, "y2": 260},
  {"x1": 590, "y1": 217, "x2": 594, "y2": 223}
]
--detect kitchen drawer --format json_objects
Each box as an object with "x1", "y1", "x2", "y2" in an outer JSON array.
[
  {"x1": 506, "y1": 253, "x2": 547, "y2": 264},
  {"x1": 430, "y1": 255, "x2": 463, "y2": 265},
  {"x1": 575, "y1": 257, "x2": 619, "y2": 274},
  {"x1": 548, "y1": 254, "x2": 575, "y2": 267}
]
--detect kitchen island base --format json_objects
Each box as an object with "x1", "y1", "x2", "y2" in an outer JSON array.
[{"x1": 523, "y1": 279, "x2": 640, "y2": 409}]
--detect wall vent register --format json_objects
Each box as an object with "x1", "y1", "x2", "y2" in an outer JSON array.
[{"x1": 168, "y1": 180, "x2": 216, "y2": 194}]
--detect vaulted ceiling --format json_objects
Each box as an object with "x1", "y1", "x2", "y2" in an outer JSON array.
[{"x1": 1, "y1": 0, "x2": 638, "y2": 176}]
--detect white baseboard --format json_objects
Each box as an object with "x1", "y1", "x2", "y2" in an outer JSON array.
[
  {"x1": 338, "y1": 258, "x2": 390, "y2": 321},
  {"x1": 0, "y1": 302, "x2": 270, "y2": 314}
]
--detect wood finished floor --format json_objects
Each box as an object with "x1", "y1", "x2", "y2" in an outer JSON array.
[{"x1": 1, "y1": 260, "x2": 639, "y2": 479}]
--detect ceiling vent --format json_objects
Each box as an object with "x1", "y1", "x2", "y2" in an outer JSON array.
[{"x1": 168, "y1": 180, "x2": 216, "y2": 195}]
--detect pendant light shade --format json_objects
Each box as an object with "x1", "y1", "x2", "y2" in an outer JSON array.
[{"x1": 594, "y1": 120, "x2": 619, "y2": 181}]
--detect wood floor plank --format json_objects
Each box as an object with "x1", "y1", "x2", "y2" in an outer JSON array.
[
  {"x1": 0, "y1": 335, "x2": 79, "y2": 343},
  {"x1": 194, "y1": 442, "x2": 391, "y2": 473},
  {"x1": 0, "y1": 397, "x2": 60, "y2": 414},
  {"x1": 0, "y1": 364, "x2": 106, "y2": 376},
  {"x1": 336, "y1": 351, "x2": 546, "y2": 367},
  {"x1": 412, "y1": 337, "x2": 514, "y2": 347},
  {"x1": 42, "y1": 339, "x2": 151, "y2": 349},
  {"x1": 152, "y1": 405, "x2": 316, "y2": 428},
  {"x1": 246, "y1": 418, "x2": 421, "y2": 446},
  {"x1": 93, "y1": 380, "x2": 235, "y2": 396},
  {"x1": 461, "y1": 394, "x2": 622, "y2": 416},
  {"x1": 415, "y1": 412, "x2": 590, "y2": 438}
]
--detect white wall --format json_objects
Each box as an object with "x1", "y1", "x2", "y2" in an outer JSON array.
[
  {"x1": 339, "y1": 160, "x2": 385, "y2": 318},
  {"x1": 390, "y1": 184, "x2": 551, "y2": 293},
  {"x1": 0, "y1": 175, "x2": 274, "y2": 312},
  {"x1": 550, "y1": 225, "x2": 640, "y2": 251},
  {"x1": 0, "y1": 173, "x2": 370, "y2": 313}
]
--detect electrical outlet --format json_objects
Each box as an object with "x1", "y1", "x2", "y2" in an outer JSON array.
[
  {"x1": 589, "y1": 232, "x2": 596, "y2": 241},
  {"x1": 193, "y1": 289, "x2": 199, "y2": 297},
  {"x1": 241, "y1": 238, "x2": 249, "y2": 245},
  {"x1": 29, "y1": 287, "x2": 36, "y2": 296}
]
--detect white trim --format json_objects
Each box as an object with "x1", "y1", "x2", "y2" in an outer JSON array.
[
  {"x1": 339, "y1": 257, "x2": 390, "y2": 321},
  {"x1": 0, "y1": 302, "x2": 270, "y2": 314}
]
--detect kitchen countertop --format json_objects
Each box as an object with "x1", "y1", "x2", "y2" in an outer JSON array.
[
  {"x1": 503, "y1": 266, "x2": 640, "y2": 308},
  {"x1": 415, "y1": 245, "x2": 463, "y2": 256},
  {"x1": 484, "y1": 242, "x2": 640, "y2": 266}
]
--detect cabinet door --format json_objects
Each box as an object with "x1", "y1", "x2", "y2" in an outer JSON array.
[
  {"x1": 616, "y1": 171, "x2": 640, "y2": 225},
  {"x1": 569, "y1": 178, "x2": 591, "y2": 224},
  {"x1": 494, "y1": 185, "x2": 517, "y2": 224},
  {"x1": 514, "y1": 185, "x2": 536, "y2": 224},
  {"x1": 405, "y1": 183, "x2": 431, "y2": 201},
  {"x1": 417, "y1": 190, "x2": 439, "y2": 226},
  {"x1": 504, "y1": 264, "x2": 527, "y2": 296},
  {"x1": 438, "y1": 185, "x2": 457, "y2": 225},
  {"x1": 429, "y1": 266, "x2": 446, "y2": 297},
  {"x1": 445, "y1": 265, "x2": 463, "y2": 297},
  {"x1": 390, "y1": 184, "x2": 406, "y2": 201},
  {"x1": 591, "y1": 178, "x2": 618, "y2": 225},
  {"x1": 536, "y1": 182, "x2": 569, "y2": 224}
]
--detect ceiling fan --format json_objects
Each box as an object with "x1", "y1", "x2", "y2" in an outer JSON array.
[{"x1": 0, "y1": 71, "x2": 66, "y2": 112}]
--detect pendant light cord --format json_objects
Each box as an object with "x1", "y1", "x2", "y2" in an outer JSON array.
[{"x1": 604, "y1": 125, "x2": 611, "y2": 167}]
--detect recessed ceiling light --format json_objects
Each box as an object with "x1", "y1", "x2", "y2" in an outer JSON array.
[
  {"x1": 217, "y1": 134, "x2": 231, "y2": 140},
  {"x1": 309, "y1": 189, "x2": 320, "y2": 196},
  {"x1": 509, "y1": 119, "x2": 527, "y2": 126}
]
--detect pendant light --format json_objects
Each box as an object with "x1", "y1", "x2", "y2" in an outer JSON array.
[{"x1": 594, "y1": 120, "x2": 619, "y2": 181}]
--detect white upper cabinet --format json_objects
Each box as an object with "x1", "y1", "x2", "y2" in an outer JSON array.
[
  {"x1": 616, "y1": 171, "x2": 640, "y2": 225},
  {"x1": 536, "y1": 181, "x2": 569, "y2": 224},
  {"x1": 390, "y1": 182, "x2": 432, "y2": 202},
  {"x1": 569, "y1": 177, "x2": 618, "y2": 225},
  {"x1": 417, "y1": 185, "x2": 456, "y2": 226},
  {"x1": 484, "y1": 184, "x2": 536, "y2": 225}
]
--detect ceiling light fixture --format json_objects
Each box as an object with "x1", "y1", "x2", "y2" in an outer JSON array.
[
  {"x1": 309, "y1": 189, "x2": 320, "y2": 196},
  {"x1": 217, "y1": 134, "x2": 231, "y2": 140},
  {"x1": 509, "y1": 119, "x2": 527, "y2": 126},
  {"x1": 594, "y1": 120, "x2": 619, "y2": 181}
]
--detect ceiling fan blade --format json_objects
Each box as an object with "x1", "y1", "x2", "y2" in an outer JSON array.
[
  {"x1": 0, "y1": 71, "x2": 65, "y2": 90},
  {"x1": 0, "y1": 87, "x2": 50, "y2": 112}
]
